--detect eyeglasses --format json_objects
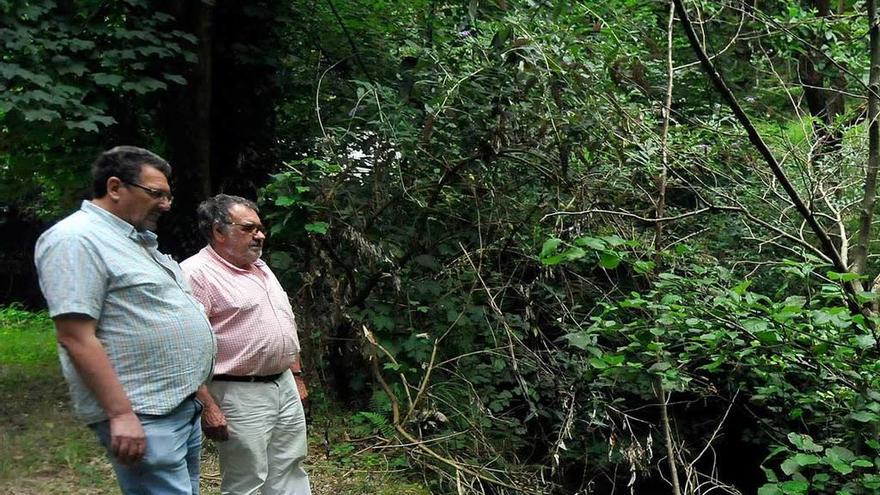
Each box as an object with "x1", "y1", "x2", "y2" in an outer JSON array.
[
  {"x1": 225, "y1": 222, "x2": 267, "y2": 235},
  {"x1": 123, "y1": 181, "x2": 174, "y2": 203}
]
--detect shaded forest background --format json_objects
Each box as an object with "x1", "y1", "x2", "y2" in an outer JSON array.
[{"x1": 5, "y1": 0, "x2": 880, "y2": 493}]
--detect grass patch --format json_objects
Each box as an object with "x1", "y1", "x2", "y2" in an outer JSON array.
[
  {"x1": 0, "y1": 306, "x2": 432, "y2": 494},
  {"x1": 0, "y1": 306, "x2": 116, "y2": 494}
]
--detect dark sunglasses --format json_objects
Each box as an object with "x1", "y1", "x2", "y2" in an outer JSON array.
[
  {"x1": 225, "y1": 222, "x2": 267, "y2": 235},
  {"x1": 123, "y1": 181, "x2": 174, "y2": 202}
]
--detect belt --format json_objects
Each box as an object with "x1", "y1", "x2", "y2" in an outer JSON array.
[{"x1": 212, "y1": 372, "x2": 283, "y2": 383}]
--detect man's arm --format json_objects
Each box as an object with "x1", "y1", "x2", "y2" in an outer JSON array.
[
  {"x1": 196, "y1": 385, "x2": 229, "y2": 441},
  {"x1": 290, "y1": 355, "x2": 308, "y2": 403},
  {"x1": 54, "y1": 315, "x2": 145, "y2": 465}
]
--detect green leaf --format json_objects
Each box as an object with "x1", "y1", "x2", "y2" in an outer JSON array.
[
  {"x1": 90, "y1": 115, "x2": 118, "y2": 127},
  {"x1": 65, "y1": 120, "x2": 99, "y2": 132},
  {"x1": 742, "y1": 319, "x2": 769, "y2": 333},
  {"x1": 574, "y1": 236, "x2": 605, "y2": 250},
  {"x1": 304, "y1": 222, "x2": 328, "y2": 234},
  {"x1": 827, "y1": 271, "x2": 862, "y2": 282},
  {"x1": 269, "y1": 251, "x2": 292, "y2": 270},
  {"x1": 633, "y1": 260, "x2": 655, "y2": 274},
  {"x1": 758, "y1": 485, "x2": 782, "y2": 495},
  {"x1": 602, "y1": 235, "x2": 625, "y2": 247},
  {"x1": 829, "y1": 461, "x2": 853, "y2": 475},
  {"x1": 598, "y1": 251, "x2": 621, "y2": 269},
  {"x1": 21, "y1": 108, "x2": 60, "y2": 122},
  {"x1": 787, "y1": 433, "x2": 823, "y2": 452},
  {"x1": 732, "y1": 279, "x2": 752, "y2": 295},
  {"x1": 589, "y1": 357, "x2": 607, "y2": 370},
  {"x1": 93, "y1": 73, "x2": 124, "y2": 86},
  {"x1": 275, "y1": 195, "x2": 296, "y2": 207},
  {"x1": 648, "y1": 362, "x2": 671, "y2": 373},
  {"x1": 561, "y1": 247, "x2": 586, "y2": 262},
  {"x1": 755, "y1": 331, "x2": 781, "y2": 344},
  {"x1": 826, "y1": 446, "x2": 855, "y2": 462},
  {"x1": 163, "y1": 73, "x2": 187, "y2": 85},
  {"x1": 780, "y1": 457, "x2": 800, "y2": 476},
  {"x1": 565, "y1": 332, "x2": 594, "y2": 350},
  {"x1": 855, "y1": 334, "x2": 876, "y2": 349},
  {"x1": 779, "y1": 480, "x2": 809, "y2": 494},
  {"x1": 849, "y1": 411, "x2": 878, "y2": 423},
  {"x1": 793, "y1": 453, "x2": 820, "y2": 466},
  {"x1": 540, "y1": 238, "x2": 562, "y2": 258}
]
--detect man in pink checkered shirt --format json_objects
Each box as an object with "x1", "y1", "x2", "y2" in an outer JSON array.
[{"x1": 181, "y1": 194, "x2": 311, "y2": 495}]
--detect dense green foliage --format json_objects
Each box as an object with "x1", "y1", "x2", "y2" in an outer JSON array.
[{"x1": 7, "y1": 0, "x2": 880, "y2": 493}]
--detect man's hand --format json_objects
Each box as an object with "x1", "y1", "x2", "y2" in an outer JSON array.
[
  {"x1": 201, "y1": 401, "x2": 229, "y2": 441},
  {"x1": 294, "y1": 374, "x2": 308, "y2": 407},
  {"x1": 109, "y1": 411, "x2": 146, "y2": 465}
]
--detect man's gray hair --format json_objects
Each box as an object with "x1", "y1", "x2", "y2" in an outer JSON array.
[{"x1": 197, "y1": 194, "x2": 260, "y2": 244}]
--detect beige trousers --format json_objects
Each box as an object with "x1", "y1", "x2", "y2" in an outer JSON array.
[{"x1": 208, "y1": 370, "x2": 311, "y2": 495}]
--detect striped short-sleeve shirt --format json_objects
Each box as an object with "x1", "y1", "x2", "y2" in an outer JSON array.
[{"x1": 34, "y1": 201, "x2": 216, "y2": 425}]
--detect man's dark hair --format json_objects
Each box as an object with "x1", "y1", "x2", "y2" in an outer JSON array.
[
  {"x1": 197, "y1": 194, "x2": 260, "y2": 244},
  {"x1": 92, "y1": 146, "x2": 172, "y2": 198}
]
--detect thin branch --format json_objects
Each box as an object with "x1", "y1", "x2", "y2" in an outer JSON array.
[
  {"x1": 854, "y1": 0, "x2": 880, "y2": 275},
  {"x1": 672, "y1": 0, "x2": 862, "y2": 314}
]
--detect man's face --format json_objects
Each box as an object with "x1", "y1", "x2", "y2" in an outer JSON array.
[
  {"x1": 213, "y1": 204, "x2": 266, "y2": 268},
  {"x1": 118, "y1": 165, "x2": 172, "y2": 232}
]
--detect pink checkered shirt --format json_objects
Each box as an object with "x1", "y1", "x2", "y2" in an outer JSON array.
[{"x1": 181, "y1": 246, "x2": 301, "y2": 376}]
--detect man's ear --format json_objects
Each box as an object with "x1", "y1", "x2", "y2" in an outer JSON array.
[
  {"x1": 106, "y1": 176, "x2": 124, "y2": 201},
  {"x1": 212, "y1": 223, "x2": 226, "y2": 243}
]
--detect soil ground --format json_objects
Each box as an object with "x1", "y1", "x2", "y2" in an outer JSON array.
[{"x1": 0, "y1": 310, "x2": 431, "y2": 495}]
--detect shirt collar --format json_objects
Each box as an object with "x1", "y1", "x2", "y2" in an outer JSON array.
[
  {"x1": 204, "y1": 245, "x2": 266, "y2": 274},
  {"x1": 80, "y1": 200, "x2": 144, "y2": 241},
  {"x1": 80, "y1": 200, "x2": 159, "y2": 247}
]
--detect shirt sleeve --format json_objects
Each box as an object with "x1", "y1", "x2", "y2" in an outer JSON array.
[
  {"x1": 34, "y1": 229, "x2": 108, "y2": 320},
  {"x1": 181, "y1": 265, "x2": 213, "y2": 317}
]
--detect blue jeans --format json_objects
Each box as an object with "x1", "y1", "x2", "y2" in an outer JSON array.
[{"x1": 91, "y1": 396, "x2": 203, "y2": 495}]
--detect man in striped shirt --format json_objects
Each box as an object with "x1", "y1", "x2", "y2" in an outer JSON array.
[
  {"x1": 35, "y1": 146, "x2": 216, "y2": 495},
  {"x1": 181, "y1": 194, "x2": 310, "y2": 495}
]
